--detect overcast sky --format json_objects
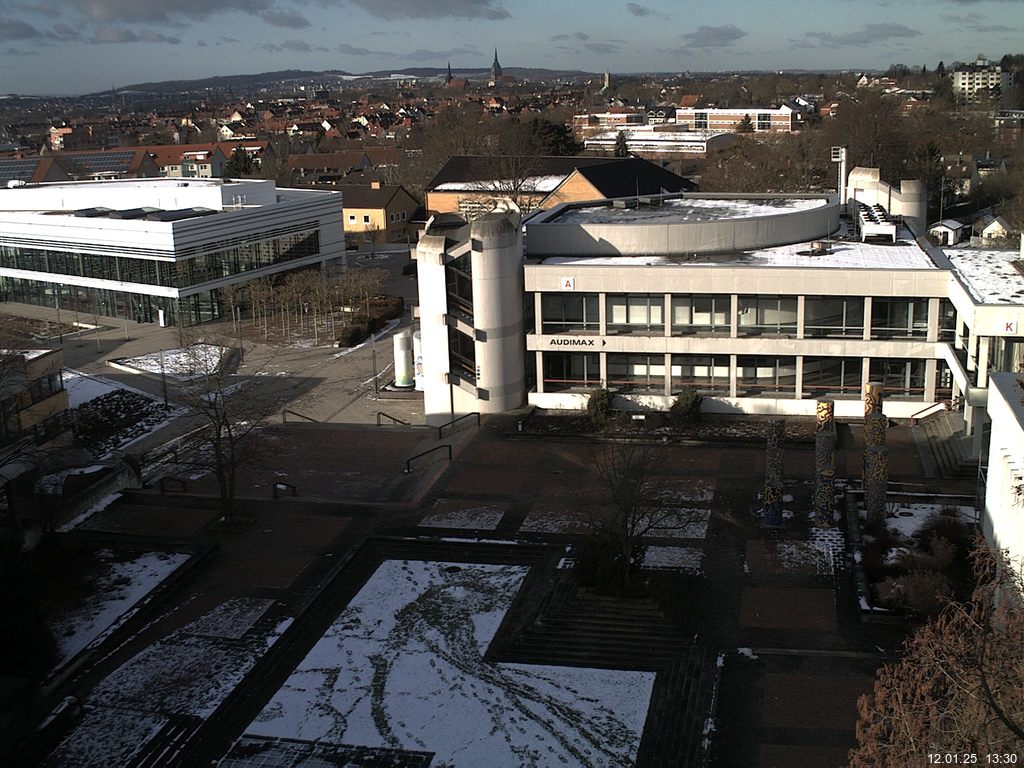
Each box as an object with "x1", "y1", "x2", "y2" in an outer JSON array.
[{"x1": 1, "y1": 0, "x2": 1022, "y2": 95}]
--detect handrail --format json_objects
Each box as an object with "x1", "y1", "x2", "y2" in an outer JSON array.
[
  {"x1": 437, "y1": 412, "x2": 480, "y2": 439},
  {"x1": 376, "y1": 411, "x2": 410, "y2": 426},
  {"x1": 909, "y1": 397, "x2": 962, "y2": 424},
  {"x1": 405, "y1": 444, "x2": 452, "y2": 473},
  {"x1": 282, "y1": 409, "x2": 318, "y2": 424}
]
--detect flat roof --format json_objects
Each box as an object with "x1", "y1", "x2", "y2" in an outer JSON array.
[
  {"x1": 549, "y1": 196, "x2": 828, "y2": 225},
  {"x1": 532, "y1": 220, "x2": 939, "y2": 270},
  {"x1": 946, "y1": 248, "x2": 1024, "y2": 304}
]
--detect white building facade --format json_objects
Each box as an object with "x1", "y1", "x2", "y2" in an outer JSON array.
[
  {"x1": 0, "y1": 178, "x2": 344, "y2": 326},
  {"x1": 414, "y1": 169, "x2": 1024, "y2": 442}
]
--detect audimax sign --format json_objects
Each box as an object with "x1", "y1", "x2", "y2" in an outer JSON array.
[{"x1": 548, "y1": 338, "x2": 606, "y2": 346}]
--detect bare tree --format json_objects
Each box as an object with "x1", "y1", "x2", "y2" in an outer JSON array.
[
  {"x1": 175, "y1": 339, "x2": 279, "y2": 523},
  {"x1": 851, "y1": 544, "x2": 1024, "y2": 765},
  {"x1": 572, "y1": 441, "x2": 703, "y2": 594}
]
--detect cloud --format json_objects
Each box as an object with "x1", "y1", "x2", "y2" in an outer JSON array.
[
  {"x1": 196, "y1": 38, "x2": 207, "y2": 46},
  {"x1": 626, "y1": 3, "x2": 656, "y2": 16},
  {"x1": 0, "y1": 17, "x2": 43, "y2": 40},
  {"x1": 807, "y1": 23, "x2": 920, "y2": 47},
  {"x1": 338, "y1": 41, "x2": 391, "y2": 56},
  {"x1": 397, "y1": 45, "x2": 481, "y2": 61},
  {"x1": 345, "y1": 0, "x2": 509, "y2": 20},
  {"x1": 584, "y1": 41, "x2": 619, "y2": 55},
  {"x1": 258, "y1": 38, "x2": 327, "y2": 52},
  {"x1": 259, "y1": 8, "x2": 310, "y2": 28},
  {"x1": 65, "y1": 0, "x2": 271, "y2": 24},
  {"x1": 217, "y1": 36, "x2": 239, "y2": 44},
  {"x1": 681, "y1": 24, "x2": 747, "y2": 48},
  {"x1": 88, "y1": 26, "x2": 180, "y2": 43}
]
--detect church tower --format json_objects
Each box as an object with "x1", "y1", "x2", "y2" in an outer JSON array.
[
  {"x1": 490, "y1": 48, "x2": 502, "y2": 82},
  {"x1": 446, "y1": 61, "x2": 453, "y2": 85}
]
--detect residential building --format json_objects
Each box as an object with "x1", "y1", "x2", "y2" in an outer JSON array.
[
  {"x1": 340, "y1": 182, "x2": 420, "y2": 247},
  {"x1": 951, "y1": 55, "x2": 1014, "y2": 103},
  {"x1": 146, "y1": 144, "x2": 228, "y2": 178},
  {"x1": 584, "y1": 128, "x2": 736, "y2": 160},
  {"x1": 675, "y1": 106, "x2": 797, "y2": 133},
  {"x1": 425, "y1": 156, "x2": 695, "y2": 220},
  {"x1": 0, "y1": 348, "x2": 67, "y2": 446},
  {"x1": 0, "y1": 178, "x2": 343, "y2": 326},
  {"x1": 413, "y1": 166, "x2": 1024, "y2": 460},
  {"x1": 0, "y1": 150, "x2": 160, "y2": 186}
]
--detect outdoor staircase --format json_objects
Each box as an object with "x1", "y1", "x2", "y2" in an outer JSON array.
[{"x1": 914, "y1": 410, "x2": 979, "y2": 482}]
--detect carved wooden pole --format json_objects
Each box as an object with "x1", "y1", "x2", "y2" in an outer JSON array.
[{"x1": 763, "y1": 419, "x2": 785, "y2": 525}]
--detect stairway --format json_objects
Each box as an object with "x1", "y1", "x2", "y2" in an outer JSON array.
[{"x1": 914, "y1": 411, "x2": 979, "y2": 482}]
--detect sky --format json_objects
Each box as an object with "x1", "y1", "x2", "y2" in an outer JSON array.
[{"x1": 0, "y1": 0, "x2": 1022, "y2": 95}]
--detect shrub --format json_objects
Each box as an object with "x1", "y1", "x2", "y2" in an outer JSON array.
[
  {"x1": 669, "y1": 387, "x2": 703, "y2": 427},
  {"x1": 586, "y1": 387, "x2": 613, "y2": 428},
  {"x1": 876, "y1": 569, "x2": 952, "y2": 616}
]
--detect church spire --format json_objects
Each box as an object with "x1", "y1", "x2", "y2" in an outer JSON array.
[
  {"x1": 446, "y1": 61, "x2": 453, "y2": 84},
  {"x1": 490, "y1": 48, "x2": 502, "y2": 82}
]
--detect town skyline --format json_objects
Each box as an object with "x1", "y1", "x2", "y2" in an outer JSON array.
[{"x1": 1, "y1": 0, "x2": 1022, "y2": 95}]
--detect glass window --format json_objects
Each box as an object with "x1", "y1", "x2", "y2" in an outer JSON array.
[
  {"x1": 670, "y1": 354, "x2": 729, "y2": 394},
  {"x1": 870, "y1": 358, "x2": 927, "y2": 399},
  {"x1": 938, "y1": 299, "x2": 956, "y2": 342},
  {"x1": 541, "y1": 293, "x2": 599, "y2": 333},
  {"x1": 671, "y1": 295, "x2": 730, "y2": 335},
  {"x1": 737, "y1": 355, "x2": 797, "y2": 396},
  {"x1": 448, "y1": 327, "x2": 476, "y2": 383},
  {"x1": 738, "y1": 296, "x2": 797, "y2": 336},
  {"x1": 445, "y1": 253, "x2": 473, "y2": 319},
  {"x1": 871, "y1": 298, "x2": 928, "y2": 339},
  {"x1": 543, "y1": 352, "x2": 600, "y2": 392},
  {"x1": 801, "y1": 357, "x2": 862, "y2": 398},
  {"x1": 607, "y1": 354, "x2": 664, "y2": 392},
  {"x1": 804, "y1": 297, "x2": 864, "y2": 338},
  {"x1": 606, "y1": 294, "x2": 663, "y2": 333}
]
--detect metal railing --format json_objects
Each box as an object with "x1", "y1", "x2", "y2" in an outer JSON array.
[
  {"x1": 376, "y1": 411, "x2": 410, "y2": 426},
  {"x1": 437, "y1": 412, "x2": 480, "y2": 439},
  {"x1": 282, "y1": 409, "x2": 318, "y2": 424},
  {"x1": 405, "y1": 444, "x2": 452, "y2": 473}
]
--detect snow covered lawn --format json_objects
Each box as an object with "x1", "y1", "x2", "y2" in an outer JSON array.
[
  {"x1": 113, "y1": 344, "x2": 228, "y2": 380},
  {"x1": 62, "y1": 370, "x2": 119, "y2": 408},
  {"x1": 46, "y1": 707, "x2": 167, "y2": 767},
  {"x1": 47, "y1": 550, "x2": 189, "y2": 669},
  {"x1": 878, "y1": 502, "x2": 976, "y2": 540},
  {"x1": 89, "y1": 598, "x2": 288, "y2": 719},
  {"x1": 642, "y1": 545, "x2": 703, "y2": 574},
  {"x1": 419, "y1": 500, "x2": 506, "y2": 530},
  {"x1": 247, "y1": 560, "x2": 655, "y2": 767}
]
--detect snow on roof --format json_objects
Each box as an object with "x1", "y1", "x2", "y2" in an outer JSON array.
[
  {"x1": 538, "y1": 225, "x2": 938, "y2": 270},
  {"x1": 552, "y1": 196, "x2": 827, "y2": 225},
  {"x1": 433, "y1": 174, "x2": 567, "y2": 193},
  {"x1": 946, "y1": 248, "x2": 1024, "y2": 304},
  {"x1": 931, "y1": 219, "x2": 967, "y2": 230}
]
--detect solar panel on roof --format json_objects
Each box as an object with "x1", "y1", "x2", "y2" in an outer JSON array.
[
  {"x1": 72, "y1": 207, "x2": 114, "y2": 218},
  {"x1": 108, "y1": 207, "x2": 159, "y2": 219},
  {"x1": 145, "y1": 207, "x2": 216, "y2": 222}
]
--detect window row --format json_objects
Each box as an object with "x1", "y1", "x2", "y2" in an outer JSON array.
[
  {"x1": 541, "y1": 352, "x2": 951, "y2": 401},
  {"x1": 538, "y1": 293, "x2": 955, "y2": 340},
  {"x1": 0, "y1": 228, "x2": 321, "y2": 289}
]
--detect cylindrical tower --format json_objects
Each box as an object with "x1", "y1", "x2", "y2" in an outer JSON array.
[
  {"x1": 393, "y1": 329, "x2": 414, "y2": 388},
  {"x1": 470, "y1": 213, "x2": 525, "y2": 413}
]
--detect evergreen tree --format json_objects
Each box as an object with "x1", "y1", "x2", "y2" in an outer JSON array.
[
  {"x1": 223, "y1": 146, "x2": 254, "y2": 177},
  {"x1": 613, "y1": 131, "x2": 629, "y2": 157}
]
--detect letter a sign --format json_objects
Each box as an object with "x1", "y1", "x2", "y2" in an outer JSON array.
[{"x1": 560, "y1": 277, "x2": 575, "y2": 290}]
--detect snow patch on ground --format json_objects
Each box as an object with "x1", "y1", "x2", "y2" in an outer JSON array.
[
  {"x1": 642, "y1": 545, "x2": 703, "y2": 574},
  {"x1": 862, "y1": 502, "x2": 977, "y2": 540},
  {"x1": 419, "y1": 500, "x2": 506, "y2": 530},
  {"x1": 62, "y1": 370, "x2": 119, "y2": 407},
  {"x1": 47, "y1": 707, "x2": 167, "y2": 767},
  {"x1": 115, "y1": 344, "x2": 228, "y2": 380},
  {"x1": 48, "y1": 550, "x2": 189, "y2": 668},
  {"x1": 247, "y1": 560, "x2": 654, "y2": 767}
]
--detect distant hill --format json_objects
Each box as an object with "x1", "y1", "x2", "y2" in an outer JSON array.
[
  {"x1": 100, "y1": 66, "x2": 595, "y2": 96},
  {"x1": 86, "y1": 69, "x2": 354, "y2": 96}
]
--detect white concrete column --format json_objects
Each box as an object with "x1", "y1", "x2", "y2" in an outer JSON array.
[
  {"x1": 795, "y1": 355, "x2": 804, "y2": 399},
  {"x1": 924, "y1": 358, "x2": 938, "y2": 402},
  {"x1": 533, "y1": 292, "x2": 543, "y2": 335},
  {"x1": 599, "y1": 351, "x2": 608, "y2": 388},
  {"x1": 978, "y1": 336, "x2": 990, "y2": 387},
  {"x1": 664, "y1": 293, "x2": 672, "y2": 338},
  {"x1": 796, "y1": 295, "x2": 805, "y2": 340},
  {"x1": 862, "y1": 296, "x2": 873, "y2": 341},
  {"x1": 664, "y1": 352, "x2": 672, "y2": 396},
  {"x1": 971, "y1": 410, "x2": 986, "y2": 459},
  {"x1": 955, "y1": 315, "x2": 965, "y2": 350},
  {"x1": 599, "y1": 292, "x2": 607, "y2": 336},
  {"x1": 968, "y1": 331, "x2": 978, "y2": 372},
  {"x1": 729, "y1": 354, "x2": 738, "y2": 398},
  {"x1": 535, "y1": 350, "x2": 545, "y2": 394},
  {"x1": 927, "y1": 297, "x2": 940, "y2": 343},
  {"x1": 862, "y1": 357, "x2": 872, "y2": 392},
  {"x1": 730, "y1": 294, "x2": 739, "y2": 338}
]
